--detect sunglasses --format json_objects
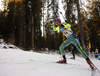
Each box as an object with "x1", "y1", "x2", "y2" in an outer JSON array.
[{"x1": 55, "y1": 21, "x2": 60, "y2": 25}]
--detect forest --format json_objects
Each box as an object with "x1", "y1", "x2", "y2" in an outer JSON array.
[{"x1": 0, "y1": 0, "x2": 100, "y2": 52}]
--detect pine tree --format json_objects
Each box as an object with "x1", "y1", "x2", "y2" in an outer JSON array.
[{"x1": 86, "y1": 0, "x2": 100, "y2": 51}]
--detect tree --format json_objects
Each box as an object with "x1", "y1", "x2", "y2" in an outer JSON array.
[
  {"x1": 86, "y1": 0, "x2": 100, "y2": 51},
  {"x1": 76, "y1": 0, "x2": 85, "y2": 47},
  {"x1": 1, "y1": 0, "x2": 43, "y2": 50}
]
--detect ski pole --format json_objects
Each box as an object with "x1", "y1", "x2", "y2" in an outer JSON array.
[
  {"x1": 59, "y1": 12, "x2": 67, "y2": 22},
  {"x1": 59, "y1": 12, "x2": 66, "y2": 20}
]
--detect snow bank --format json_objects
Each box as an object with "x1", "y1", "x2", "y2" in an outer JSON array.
[{"x1": 0, "y1": 39, "x2": 17, "y2": 49}]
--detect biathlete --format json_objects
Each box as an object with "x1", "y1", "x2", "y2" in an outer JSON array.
[{"x1": 52, "y1": 19, "x2": 94, "y2": 70}]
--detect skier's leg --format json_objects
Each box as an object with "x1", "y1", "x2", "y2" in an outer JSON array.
[
  {"x1": 71, "y1": 46, "x2": 76, "y2": 59},
  {"x1": 75, "y1": 44, "x2": 87, "y2": 59},
  {"x1": 59, "y1": 39, "x2": 71, "y2": 63},
  {"x1": 69, "y1": 37, "x2": 87, "y2": 59},
  {"x1": 59, "y1": 39, "x2": 71, "y2": 56},
  {"x1": 71, "y1": 37, "x2": 94, "y2": 69},
  {"x1": 74, "y1": 43, "x2": 94, "y2": 69},
  {"x1": 76, "y1": 46, "x2": 94, "y2": 69}
]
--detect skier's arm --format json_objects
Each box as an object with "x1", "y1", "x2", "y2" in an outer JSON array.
[
  {"x1": 52, "y1": 24, "x2": 59, "y2": 31},
  {"x1": 63, "y1": 23, "x2": 71, "y2": 29}
]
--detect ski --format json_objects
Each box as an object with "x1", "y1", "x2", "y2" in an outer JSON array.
[
  {"x1": 56, "y1": 61, "x2": 81, "y2": 66},
  {"x1": 56, "y1": 61, "x2": 67, "y2": 64}
]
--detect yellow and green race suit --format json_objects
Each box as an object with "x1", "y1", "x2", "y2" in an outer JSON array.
[{"x1": 53, "y1": 22, "x2": 88, "y2": 59}]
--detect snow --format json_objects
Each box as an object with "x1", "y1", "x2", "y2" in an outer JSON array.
[{"x1": 0, "y1": 42, "x2": 100, "y2": 76}]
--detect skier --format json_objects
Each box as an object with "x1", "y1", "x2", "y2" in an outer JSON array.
[{"x1": 52, "y1": 19, "x2": 94, "y2": 70}]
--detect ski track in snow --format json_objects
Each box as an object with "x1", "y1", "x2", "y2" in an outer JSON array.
[{"x1": 0, "y1": 49, "x2": 100, "y2": 76}]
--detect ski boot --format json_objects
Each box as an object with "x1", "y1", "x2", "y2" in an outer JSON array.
[
  {"x1": 57, "y1": 56, "x2": 66, "y2": 63},
  {"x1": 86, "y1": 58, "x2": 94, "y2": 70}
]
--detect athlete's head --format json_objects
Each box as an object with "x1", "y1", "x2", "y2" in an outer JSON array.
[{"x1": 55, "y1": 19, "x2": 61, "y2": 26}]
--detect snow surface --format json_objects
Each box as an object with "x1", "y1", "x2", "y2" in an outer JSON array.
[{"x1": 0, "y1": 43, "x2": 100, "y2": 76}]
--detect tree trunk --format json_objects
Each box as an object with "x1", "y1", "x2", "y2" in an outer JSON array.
[
  {"x1": 23, "y1": 25, "x2": 25, "y2": 47},
  {"x1": 76, "y1": 0, "x2": 85, "y2": 47},
  {"x1": 52, "y1": 0, "x2": 58, "y2": 50},
  {"x1": 11, "y1": 0, "x2": 15, "y2": 44},
  {"x1": 31, "y1": 14, "x2": 34, "y2": 49}
]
